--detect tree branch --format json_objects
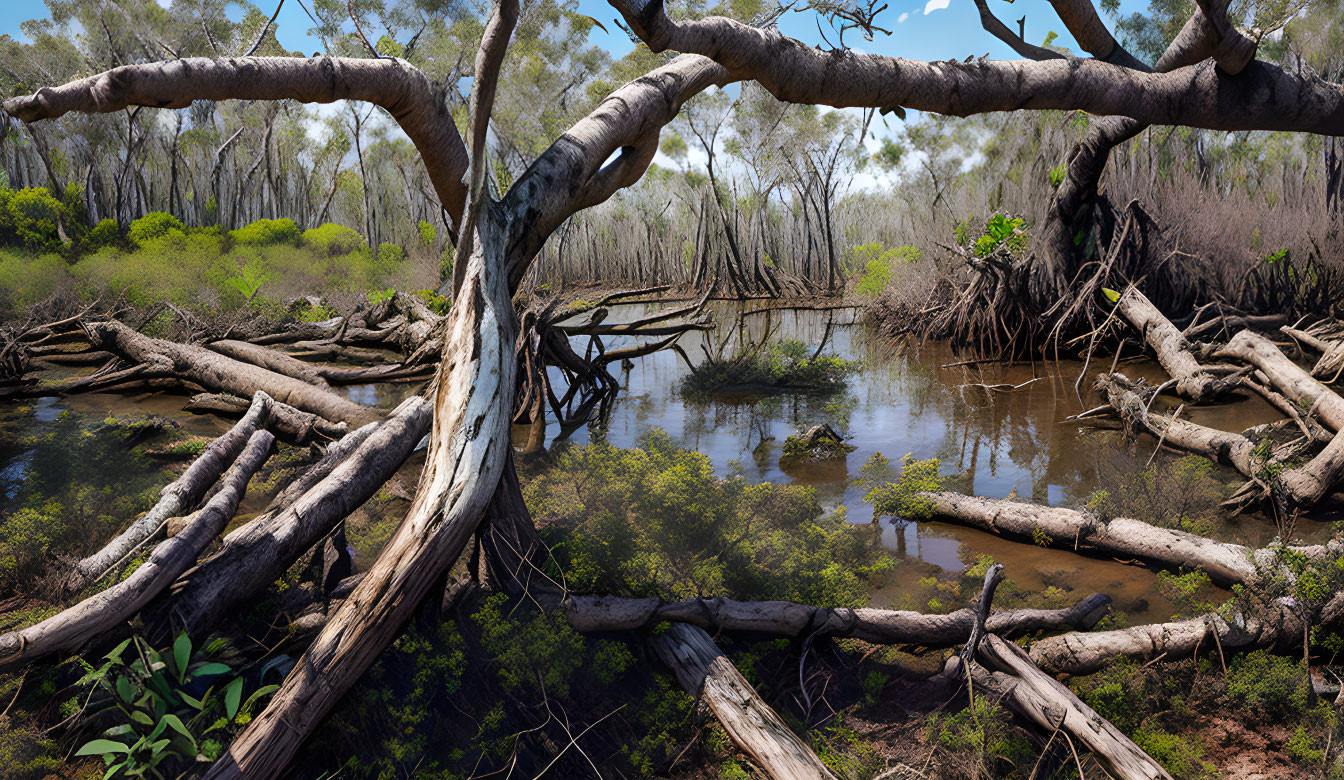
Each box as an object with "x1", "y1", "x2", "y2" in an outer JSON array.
[
  {"x1": 603, "y1": 0, "x2": 1344, "y2": 134},
  {"x1": 2, "y1": 56, "x2": 470, "y2": 229}
]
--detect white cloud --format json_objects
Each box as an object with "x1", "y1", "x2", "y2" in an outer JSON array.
[
  {"x1": 923, "y1": 0, "x2": 950, "y2": 13},
  {"x1": 897, "y1": 12, "x2": 910, "y2": 22}
]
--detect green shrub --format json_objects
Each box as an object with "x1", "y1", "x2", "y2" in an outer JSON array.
[
  {"x1": 417, "y1": 220, "x2": 436, "y2": 246},
  {"x1": 416, "y1": 288, "x2": 451, "y2": 315},
  {"x1": 525, "y1": 428, "x2": 892, "y2": 605},
  {"x1": 971, "y1": 214, "x2": 1029, "y2": 257},
  {"x1": 229, "y1": 217, "x2": 300, "y2": 246},
  {"x1": 302, "y1": 222, "x2": 365, "y2": 255},
  {"x1": 927, "y1": 695, "x2": 1031, "y2": 774},
  {"x1": 682, "y1": 339, "x2": 858, "y2": 395},
  {"x1": 84, "y1": 218, "x2": 123, "y2": 250},
  {"x1": 127, "y1": 211, "x2": 185, "y2": 245},
  {"x1": 1134, "y1": 727, "x2": 1215, "y2": 778},
  {"x1": 1226, "y1": 650, "x2": 1308, "y2": 719},
  {"x1": 864, "y1": 453, "x2": 943, "y2": 520},
  {"x1": 376, "y1": 242, "x2": 405, "y2": 266},
  {"x1": 0, "y1": 249, "x2": 68, "y2": 314},
  {"x1": 849, "y1": 243, "x2": 922, "y2": 296},
  {"x1": 0, "y1": 186, "x2": 70, "y2": 251},
  {"x1": 73, "y1": 633, "x2": 277, "y2": 777}
]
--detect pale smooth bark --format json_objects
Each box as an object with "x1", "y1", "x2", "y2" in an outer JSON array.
[
  {"x1": 1216, "y1": 330, "x2": 1344, "y2": 431},
  {"x1": 0, "y1": 430, "x2": 274, "y2": 669},
  {"x1": 650, "y1": 622, "x2": 839, "y2": 780},
  {"x1": 1115, "y1": 287, "x2": 1241, "y2": 400},
  {"x1": 66, "y1": 391, "x2": 273, "y2": 594},
  {"x1": 566, "y1": 593, "x2": 1112, "y2": 645},
  {"x1": 156, "y1": 397, "x2": 431, "y2": 640},
  {"x1": 973, "y1": 634, "x2": 1174, "y2": 780},
  {"x1": 208, "y1": 339, "x2": 332, "y2": 388}
]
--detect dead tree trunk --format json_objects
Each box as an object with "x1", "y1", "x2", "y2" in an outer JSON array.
[{"x1": 650, "y1": 622, "x2": 840, "y2": 780}]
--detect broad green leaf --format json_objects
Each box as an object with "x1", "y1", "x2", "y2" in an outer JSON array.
[
  {"x1": 191, "y1": 662, "x2": 232, "y2": 677},
  {"x1": 160, "y1": 714, "x2": 197, "y2": 752},
  {"x1": 101, "y1": 762, "x2": 127, "y2": 780},
  {"x1": 105, "y1": 638, "x2": 132, "y2": 664},
  {"x1": 224, "y1": 678, "x2": 244, "y2": 720},
  {"x1": 179, "y1": 690, "x2": 204, "y2": 710},
  {"x1": 172, "y1": 633, "x2": 191, "y2": 683},
  {"x1": 241, "y1": 684, "x2": 280, "y2": 714},
  {"x1": 75, "y1": 739, "x2": 130, "y2": 757},
  {"x1": 1101, "y1": 288, "x2": 1121, "y2": 304},
  {"x1": 115, "y1": 676, "x2": 134, "y2": 704},
  {"x1": 130, "y1": 710, "x2": 153, "y2": 726}
]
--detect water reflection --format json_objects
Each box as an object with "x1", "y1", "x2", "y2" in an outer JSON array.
[{"x1": 514, "y1": 301, "x2": 1309, "y2": 622}]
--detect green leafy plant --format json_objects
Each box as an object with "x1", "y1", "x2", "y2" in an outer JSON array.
[
  {"x1": 864, "y1": 453, "x2": 942, "y2": 520},
  {"x1": 74, "y1": 633, "x2": 278, "y2": 778},
  {"x1": 971, "y1": 214, "x2": 1029, "y2": 258}
]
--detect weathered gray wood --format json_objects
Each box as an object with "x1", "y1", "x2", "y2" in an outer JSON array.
[
  {"x1": 651, "y1": 622, "x2": 839, "y2": 780},
  {"x1": 565, "y1": 593, "x2": 1112, "y2": 645},
  {"x1": 65, "y1": 392, "x2": 273, "y2": 594},
  {"x1": 0, "y1": 429, "x2": 274, "y2": 669}
]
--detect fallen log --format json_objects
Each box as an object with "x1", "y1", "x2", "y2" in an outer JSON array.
[
  {"x1": 0, "y1": 429, "x2": 274, "y2": 669},
  {"x1": 650, "y1": 621, "x2": 839, "y2": 780},
  {"x1": 182, "y1": 392, "x2": 346, "y2": 443},
  {"x1": 207, "y1": 339, "x2": 333, "y2": 388},
  {"x1": 1216, "y1": 330, "x2": 1344, "y2": 431},
  {"x1": 85, "y1": 319, "x2": 380, "y2": 426},
  {"x1": 565, "y1": 593, "x2": 1113, "y2": 646},
  {"x1": 65, "y1": 392, "x2": 274, "y2": 595},
  {"x1": 972, "y1": 634, "x2": 1174, "y2": 780},
  {"x1": 922, "y1": 491, "x2": 1267, "y2": 586},
  {"x1": 153, "y1": 396, "x2": 432, "y2": 641},
  {"x1": 1116, "y1": 287, "x2": 1242, "y2": 400},
  {"x1": 1282, "y1": 325, "x2": 1344, "y2": 381},
  {"x1": 1028, "y1": 592, "x2": 1344, "y2": 676}
]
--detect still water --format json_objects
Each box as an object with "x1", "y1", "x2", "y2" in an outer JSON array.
[{"x1": 516, "y1": 300, "x2": 1319, "y2": 622}]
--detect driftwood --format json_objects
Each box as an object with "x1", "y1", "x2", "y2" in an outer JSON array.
[
  {"x1": 1116, "y1": 287, "x2": 1241, "y2": 400},
  {"x1": 86, "y1": 319, "x2": 380, "y2": 426},
  {"x1": 972, "y1": 634, "x2": 1174, "y2": 780},
  {"x1": 565, "y1": 593, "x2": 1113, "y2": 645},
  {"x1": 182, "y1": 392, "x2": 347, "y2": 443},
  {"x1": 207, "y1": 339, "x2": 334, "y2": 388},
  {"x1": 1216, "y1": 330, "x2": 1344, "y2": 431},
  {"x1": 650, "y1": 622, "x2": 839, "y2": 780},
  {"x1": 65, "y1": 392, "x2": 274, "y2": 594},
  {"x1": 153, "y1": 396, "x2": 432, "y2": 640},
  {"x1": 0, "y1": 429, "x2": 274, "y2": 669}
]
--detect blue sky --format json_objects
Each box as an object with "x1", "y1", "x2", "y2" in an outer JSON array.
[{"x1": 0, "y1": 0, "x2": 1150, "y2": 66}]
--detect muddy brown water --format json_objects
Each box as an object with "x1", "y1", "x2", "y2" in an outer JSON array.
[{"x1": 0, "y1": 301, "x2": 1324, "y2": 625}]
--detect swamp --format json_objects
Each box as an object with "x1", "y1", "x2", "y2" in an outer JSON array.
[{"x1": 1, "y1": 0, "x2": 1343, "y2": 777}]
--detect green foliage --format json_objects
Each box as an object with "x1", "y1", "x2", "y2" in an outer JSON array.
[
  {"x1": 73, "y1": 633, "x2": 277, "y2": 778},
  {"x1": 415, "y1": 288, "x2": 452, "y2": 316},
  {"x1": 1287, "y1": 725, "x2": 1325, "y2": 766},
  {"x1": 368, "y1": 288, "x2": 397, "y2": 306},
  {"x1": 1226, "y1": 651, "x2": 1308, "y2": 719},
  {"x1": 0, "y1": 185, "x2": 74, "y2": 252},
  {"x1": 524, "y1": 429, "x2": 892, "y2": 605},
  {"x1": 927, "y1": 694, "x2": 1032, "y2": 775},
  {"x1": 848, "y1": 243, "x2": 921, "y2": 296},
  {"x1": 1049, "y1": 162, "x2": 1067, "y2": 187},
  {"x1": 127, "y1": 212, "x2": 185, "y2": 245},
  {"x1": 84, "y1": 218, "x2": 123, "y2": 251},
  {"x1": 971, "y1": 214, "x2": 1029, "y2": 258},
  {"x1": 1155, "y1": 570, "x2": 1216, "y2": 618},
  {"x1": 1133, "y1": 727, "x2": 1216, "y2": 779},
  {"x1": 780, "y1": 429, "x2": 856, "y2": 464},
  {"x1": 219, "y1": 258, "x2": 272, "y2": 304},
  {"x1": 864, "y1": 453, "x2": 942, "y2": 520},
  {"x1": 376, "y1": 242, "x2": 406, "y2": 266},
  {"x1": 1091, "y1": 455, "x2": 1226, "y2": 536},
  {"x1": 682, "y1": 339, "x2": 858, "y2": 395},
  {"x1": 302, "y1": 223, "x2": 366, "y2": 256},
  {"x1": 416, "y1": 220, "x2": 436, "y2": 247},
  {"x1": 229, "y1": 217, "x2": 300, "y2": 246},
  {"x1": 473, "y1": 594, "x2": 634, "y2": 698},
  {"x1": 809, "y1": 716, "x2": 885, "y2": 777}
]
